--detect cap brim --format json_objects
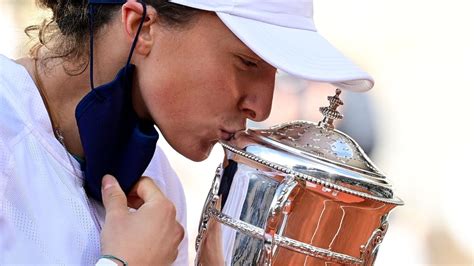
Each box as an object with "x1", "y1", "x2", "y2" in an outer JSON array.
[{"x1": 216, "y1": 13, "x2": 374, "y2": 92}]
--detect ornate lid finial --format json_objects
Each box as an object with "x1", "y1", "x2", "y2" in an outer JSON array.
[{"x1": 318, "y1": 88, "x2": 344, "y2": 129}]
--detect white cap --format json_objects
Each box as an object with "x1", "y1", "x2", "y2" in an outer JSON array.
[{"x1": 169, "y1": 0, "x2": 374, "y2": 91}]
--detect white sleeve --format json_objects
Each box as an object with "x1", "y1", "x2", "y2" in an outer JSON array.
[
  {"x1": 0, "y1": 137, "x2": 13, "y2": 257},
  {"x1": 0, "y1": 135, "x2": 10, "y2": 200}
]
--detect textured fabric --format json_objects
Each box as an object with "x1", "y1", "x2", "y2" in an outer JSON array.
[
  {"x1": 76, "y1": 63, "x2": 159, "y2": 203},
  {"x1": 79, "y1": 1, "x2": 158, "y2": 203},
  {"x1": 0, "y1": 54, "x2": 188, "y2": 265}
]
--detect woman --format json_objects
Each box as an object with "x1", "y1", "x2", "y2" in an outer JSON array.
[{"x1": 0, "y1": 0, "x2": 373, "y2": 265}]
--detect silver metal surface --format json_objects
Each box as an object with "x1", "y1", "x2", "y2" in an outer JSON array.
[
  {"x1": 219, "y1": 88, "x2": 403, "y2": 204},
  {"x1": 318, "y1": 88, "x2": 344, "y2": 130},
  {"x1": 228, "y1": 165, "x2": 280, "y2": 265},
  {"x1": 194, "y1": 165, "x2": 363, "y2": 265},
  {"x1": 195, "y1": 164, "x2": 222, "y2": 255},
  {"x1": 263, "y1": 175, "x2": 298, "y2": 265},
  {"x1": 211, "y1": 207, "x2": 363, "y2": 265},
  {"x1": 195, "y1": 89, "x2": 403, "y2": 265},
  {"x1": 220, "y1": 141, "x2": 402, "y2": 205}
]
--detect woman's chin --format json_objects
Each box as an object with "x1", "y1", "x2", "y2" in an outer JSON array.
[
  {"x1": 177, "y1": 142, "x2": 214, "y2": 162},
  {"x1": 187, "y1": 152, "x2": 209, "y2": 162}
]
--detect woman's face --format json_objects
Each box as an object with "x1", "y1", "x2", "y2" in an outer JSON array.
[{"x1": 135, "y1": 13, "x2": 276, "y2": 161}]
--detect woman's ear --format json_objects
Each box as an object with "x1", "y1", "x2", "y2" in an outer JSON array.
[{"x1": 121, "y1": 1, "x2": 158, "y2": 56}]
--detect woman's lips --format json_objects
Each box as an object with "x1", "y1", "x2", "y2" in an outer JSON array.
[{"x1": 219, "y1": 130, "x2": 235, "y2": 141}]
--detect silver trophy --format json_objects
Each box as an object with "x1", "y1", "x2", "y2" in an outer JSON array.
[{"x1": 196, "y1": 89, "x2": 403, "y2": 265}]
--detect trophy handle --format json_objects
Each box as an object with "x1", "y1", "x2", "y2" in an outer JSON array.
[
  {"x1": 195, "y1": 164, "x2": 223, "y2": 266},
  {"x1": 359, "y1": 214, "x2": 390, "y2": 266}
]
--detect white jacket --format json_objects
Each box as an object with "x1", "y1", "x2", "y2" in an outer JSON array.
[{"x1": 0, "y1": 54, "x2": 188, "y2": 265}]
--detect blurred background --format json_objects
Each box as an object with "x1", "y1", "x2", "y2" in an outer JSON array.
[{"x1": 1, "y1": 0, "x2": 473, "y2": 265}]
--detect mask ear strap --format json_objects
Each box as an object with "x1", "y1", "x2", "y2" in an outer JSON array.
[{"x1": 87, "y1": 0, "x2": 147, "y2": 90}]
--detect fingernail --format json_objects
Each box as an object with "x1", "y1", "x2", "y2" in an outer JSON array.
[{"x1": 102, "y1": 174, "x2": 117, "y2": 191}]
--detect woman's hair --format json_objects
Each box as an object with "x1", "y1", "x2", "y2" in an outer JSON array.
[{"x1": 26, "y1": 0, "x2": 201, "y2": 74}]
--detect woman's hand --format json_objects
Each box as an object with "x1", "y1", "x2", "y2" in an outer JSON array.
[{"x1": 100, "y1": 174, "x2": 184, "y2": 265}]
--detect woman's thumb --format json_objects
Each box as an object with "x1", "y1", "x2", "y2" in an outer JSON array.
[{"x1": 101, "y1": 174, "x2": 127, "y2": 212}]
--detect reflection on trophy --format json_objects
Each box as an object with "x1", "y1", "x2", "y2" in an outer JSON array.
[{"x1": 196, "y1": 89, "x2": 403, "y2": 265}]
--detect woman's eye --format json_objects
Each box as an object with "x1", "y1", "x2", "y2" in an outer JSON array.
[{"x1": 239, "y1": 56, "x2": 258, "y2": 68}]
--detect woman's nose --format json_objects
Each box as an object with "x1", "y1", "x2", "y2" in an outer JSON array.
[{"x1": 239, "y1": 79, "x2": 275, "y2": 122}]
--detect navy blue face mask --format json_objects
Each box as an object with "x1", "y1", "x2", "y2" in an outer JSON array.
[{"x1": 76, "y1": 0, "x2": 158, "y2": 203}]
